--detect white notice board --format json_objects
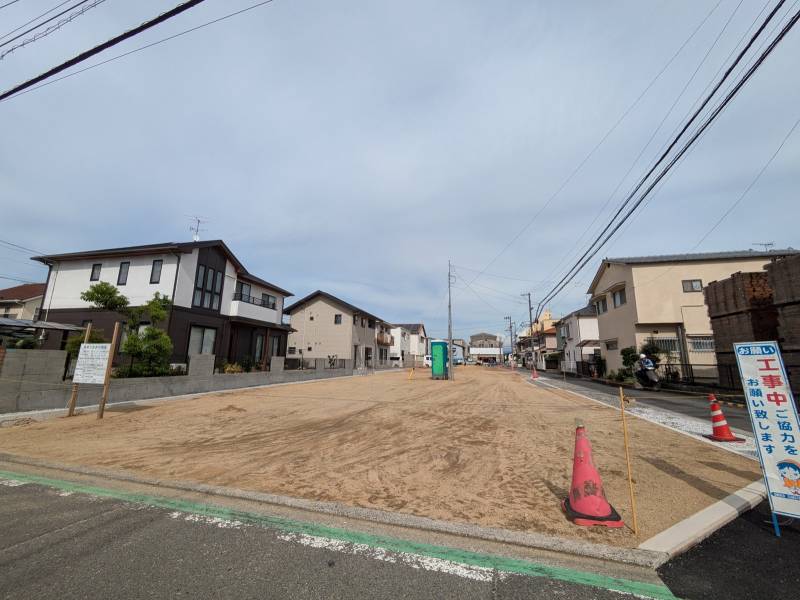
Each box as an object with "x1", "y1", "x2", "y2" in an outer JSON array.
[
  {"x1": 73, "y1": 343, "x2": 111, "y2": 385},
  {"x1": 734, "y1": 341, "x2": 800, "y2": 519}
]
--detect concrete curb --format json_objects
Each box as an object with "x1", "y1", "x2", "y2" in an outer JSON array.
[
  {"x1": 638, "y1": 480, "x2": 766, "y2": 558},
  {"x1": 0, "y1": 452, "x2": 668, "y2": 569}
]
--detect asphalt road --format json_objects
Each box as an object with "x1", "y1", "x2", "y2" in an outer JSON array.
[
  {"x1": 0, "y1": 480, "x2": 669, "y2": 600},
  {"x1": 542, "y1": 375, "x2": 754, "y2": 434}
]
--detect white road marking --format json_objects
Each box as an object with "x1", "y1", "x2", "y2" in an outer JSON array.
[
  {"x1": 0, "y1": 478, "x2": 26, "y2": 487},
  {"x1": 167, "y1": 511, "x2": 245, "y2": 529},
  {"x1": 276, "y1": 531, "x2": 502, "y2": 583}
]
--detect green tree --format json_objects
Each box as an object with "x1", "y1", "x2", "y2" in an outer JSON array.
[
  {"x1": 80, "y1": 282, "x2": 129, "y2": 313},
  {"x1": 80, "y1": 283, "x2": 173, "y2": 377},
  {"x1": 65, "y1": 329, "x2": 107, "y2": 358},
  {"x1": 620, "y1": 346, "x2": 639, "y2": 375},
  {"x1": 640, "y1": 340, "x2": 663, "y2": 364}
]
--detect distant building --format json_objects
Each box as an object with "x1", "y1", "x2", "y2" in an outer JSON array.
[
  {"x1": 586, "y1": 249, "x2": 800, "y2": 373},
  {"x1": 284, "y1": 290, "x2": 392, "y2": 368},
  {"x1": 395, "y1": 323, "x2": 429, "y2": 362},
  {"x1": 0, "y1": 283, "x2": 45, "y2": 320},
  {"x1": 555, "y1": 305, "x2": 600, "y2": 376},
  {"x1": 389, "y1": 325, "x2": 412, "y2": 367},
  {"x1": 469, "y1": 332, "x2": 502, "y2": 364}
]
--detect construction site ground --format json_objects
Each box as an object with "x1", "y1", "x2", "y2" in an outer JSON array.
[{"x1": 0, "y1": 367, "x2": 761, "y2": 548}]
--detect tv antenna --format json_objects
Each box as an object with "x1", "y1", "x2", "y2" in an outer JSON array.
[
  {"x1": 187, "y1": 215, "x2": 209, "y2": 241},
  {"x1": 753, "y1": 242, "x2": 775, "y2": 252}
]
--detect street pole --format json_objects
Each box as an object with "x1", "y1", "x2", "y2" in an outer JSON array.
[
  {"x1": 448, "y1": 260, "x2": 454, "y2": 382},
  {"x1": 521, "y1": 292, "x2": 534, "y2": 368},
  {"x1": 505, "y1": 316, "x2": 512, "y2": 366}
]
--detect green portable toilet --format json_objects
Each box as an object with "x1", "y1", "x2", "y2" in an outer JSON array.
[{"x1": 431, "y1": 340, "x2": 449, "y2": 380}]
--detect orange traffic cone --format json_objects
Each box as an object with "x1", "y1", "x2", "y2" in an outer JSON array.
[
  {"x1": 531, "y1": 366, "x2": 539, "y2": 380},
  {"x1": 704, "y1": 394, "x2": 744, "y2": 443},
  {"x1": 562, "y1": 422, "x2": 624, "y2": 527}
]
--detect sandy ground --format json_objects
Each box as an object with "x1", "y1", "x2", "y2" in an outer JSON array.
[{"x1": 0, "y1": 368, "x2": 761, "y2": 547}]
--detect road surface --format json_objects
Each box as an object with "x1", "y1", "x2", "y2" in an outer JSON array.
[{"x1": 0, "y1": 474, "x2": 674, "y2": 600}]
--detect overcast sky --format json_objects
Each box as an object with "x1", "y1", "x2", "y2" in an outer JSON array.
[{"x1": 1, "y1": 0, "x2": 798, "y2": 340}]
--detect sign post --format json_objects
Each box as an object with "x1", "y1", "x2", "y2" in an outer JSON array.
[
  {"x1": 734, "y1": 341, "x2": 800, "y2": 537},
  {"x1": 66, "y1": 322, "x2": 92, "y2": 417},
  {"x1": 97, "y1": 322, "x2": 121, "y2": 419}
]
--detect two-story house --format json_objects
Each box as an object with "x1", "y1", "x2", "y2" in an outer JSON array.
[
  {"x1": 389, "y1": 325, "x2": 412, "y2": 367},
  {"x1": 284, "y1": 290, "x2": 392, "y2": 368},
  {"x1": 586, "y1": 249, "x2": 799, "y2": 374},
  {"x1": 0, "y1": 283, "x2": 46, "y2": 320},
  {"x1": 555, "y1": 305, "x2": 600, "y2": 375},
  {"x1": 395, "y1": 323, "x2": 429, "y2": 363},
  {"x1": 32, "y1": 240, "x2": 293, "y2": 369}
]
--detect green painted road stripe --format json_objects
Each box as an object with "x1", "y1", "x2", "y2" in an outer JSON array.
[{"x1": 0, "y1": 469, "x2": 677, "y2": 599}]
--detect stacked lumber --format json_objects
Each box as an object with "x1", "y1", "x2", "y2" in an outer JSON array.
[{"x1": 767, "y1": 255, "x2": 800, "y2": 391}]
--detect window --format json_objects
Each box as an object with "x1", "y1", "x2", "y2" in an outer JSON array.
[
  {"x1": 334, "y1": 314, "x2": 342, "y2": 324},
  {"x1": 689, "y1": 336, "x2": 715, "y2": 352},
  {"x1": 307, "y1": 346, "x2": 312, "y2": 352},
  {"x1": 254, "y1": 334, "x2": 264, "y2": 363},
  {"x1": 288, "y1": 346, "x2": 296, "y2": 355},
  {"x1": 269, "y1": 335, "x2": 281, "y2": 357},
  {"x1": 194, "y1": 265, "x2": 222, "y2": 310},
  {"x1": 368, "y1": 319, "x2": 375, "y2": 329},
  {"x1": 188, "y1": 326, "x2": 216, "y2": 355},
  {"x1": 235, "y1": 281, "x2": 251, "y2": 300},
  {"x1": 593, "y1": 296, "x2": 608, "y2": 314},
  {"x1": 262, "y1": 293, "x2": 276, "y2": 309},
  {"x1": 560, "y1": 324, "x2": 570, "y2": 339},
  {"x1": 649, "y1": 337, "x2": 680, "y2": 353},
  {"x1": 361, "y1": 318, "x2": 366, "y2": 327},
  {"x1": 682, "y1": 279, "x2": 703, "y2": 293},
  {"x1": 605, "y1": 339, "x2": 618, "y2": 351},
  {"x1": 150, "y1": 259, "x2": 163, "y2": 284},
  {"x1": 353, "y1": 315, "x2": 358, "y2": 325},
  {"x1": 612, "y1": 288, "x2": 626, "y2": 308},
  {"x1": 117, "y1": 261, "x2": 130, "y2": 285},
  {"x1": 90, "y1": 263, "x2": 102, "y2": 281}
]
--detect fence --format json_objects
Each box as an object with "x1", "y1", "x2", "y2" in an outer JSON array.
[{"x1": 284, "y1": 358, "x2": 316, "y2": 371}]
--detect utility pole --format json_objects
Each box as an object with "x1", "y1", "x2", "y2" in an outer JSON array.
[
  {"x1": 504, "y1": 316, "x2": 512, "y2": 365},
  {"x1": 448, "y1": 260, "x2": 455, "y2": 381},
  {"x1": 522, "y1": 292, "x2": 534, "y2": 364}
]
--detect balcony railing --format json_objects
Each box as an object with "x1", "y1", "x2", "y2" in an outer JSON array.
[
  {"x1": 233, "y1": 293, "x2": 276, "y2": 310},
  {"x1": 377, "y1": 332, "x2": 393, "y2": 346}
]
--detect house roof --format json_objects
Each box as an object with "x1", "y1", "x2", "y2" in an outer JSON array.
[
  {"x1": 560, "y1": 305, "x2": 596, "y2": 320},
  {"x1": 0, "y1": 283, "x2": 46, "y2": 302},
  {"x1": 283, "y1": 290, "x2": 386, "y2": 323},
  {"x1": 395, "y1": 323, "x2": 426, "y2": 335},
  {"x1": 32, "y1": 240, "x2": 292, "y2": 297},
  {"x1": 587, "y1": 249, "x2": 799, "y2": 294}
]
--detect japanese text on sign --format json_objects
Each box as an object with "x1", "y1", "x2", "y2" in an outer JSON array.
[
  {"x1": 735, "y1": 342, "x2": 800, "y2": 519},
  {"x1": 73, "y1": 343, "x2": 111, "y2": 385}
]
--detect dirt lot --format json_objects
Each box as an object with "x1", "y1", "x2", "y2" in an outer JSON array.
[{"x1": 0, "y1": 367, "x2": 760, "y2": 547}]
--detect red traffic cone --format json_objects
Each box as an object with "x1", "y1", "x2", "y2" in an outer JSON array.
[
  {"x1": 530, "y1": 366, "x2": 539, "y2": 380},
  {"x1": 562, "y1": 422, "x2": 624, "y2": 527},
  {"x1": 704, "y1": 394, "x2": 744, "y2": 443}
]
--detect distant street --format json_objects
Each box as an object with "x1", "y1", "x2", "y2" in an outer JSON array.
[{"x1": 535, "y1": 373, "x2": 753, "y2": 434}]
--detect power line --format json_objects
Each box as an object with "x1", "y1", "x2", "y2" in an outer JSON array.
[
  {"x1": 0, "y1": 0, "x2": 92, "y2": 49},
  {"x1": 0, "y1": 239, "x2": 44, "y2": 255},
  {"x1": 1, "y1": 0, "x2": 107, "y2": 60},
  {"x1": 0, "y1": 0, "x2": 23, "y2": 10},
  {"x1": 0, "y1": 274, "x2": 37, "y2": 284},
  {"x1": 0, "y1": 0, "x2": 74, "y2": 41},
  {"x1": 535, "y1": 5, "x2": 800, "y2": 319},
  {"x1": 1, "y1": 0, "x2": 277, "y2": 103},
  {"x1": 463, "y1": 0, "x2": 724, "y2": 287},
  {"x1": 0, "y1": 0, "x2": 209, "y2": 102}
]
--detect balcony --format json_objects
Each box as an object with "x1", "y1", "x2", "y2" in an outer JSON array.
[
  {"x1": 377, "y1": 332, "x2": 393, "y2": 346},
  {"x1": 230, "y1": 293, "x2": 278, "y2": 322}
]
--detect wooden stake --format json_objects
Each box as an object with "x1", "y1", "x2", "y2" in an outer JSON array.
[
  {"x1": 66, "y1": 322, "x2": 92, "y2": 417},
  {"x1": 97, "y1": 322, "x2": 120, "y2": 420},
  {"x1": 619, "y1": 386, "x2": 639, "y2": 536}
]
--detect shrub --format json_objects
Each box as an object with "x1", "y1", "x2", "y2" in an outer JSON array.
[
  {"x1": 241, "y1": 355, "x2": 254, "y2": 373},
  {"x1": 14, "y1": 338, "x2": 39, "y2": 349},
  {"x1": 65, "y1": 330, "x2": 107, "y2": 357},
  {"x1": 223, "y1": 362, "x2": 243, "y2": 374}
]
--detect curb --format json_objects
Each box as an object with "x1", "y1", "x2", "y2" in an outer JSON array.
[
  {"x1": 638, "y1": 480, "x2": 765, "y2": 557},
  {"x1": 0, "y1": 452, "x2": 668, "y2": 569}
]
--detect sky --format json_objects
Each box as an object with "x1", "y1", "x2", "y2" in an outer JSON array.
[{"x1": 1, "y1": 0, "x2": 798, "y2": 340}]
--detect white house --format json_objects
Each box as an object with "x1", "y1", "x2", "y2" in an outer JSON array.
[
  {"x1": 389, "y1": 325, "x2": 412, "y2": 367},
  {"x1": 556, "y1": 305, "x2": 601, "y2": 375},
  {"x1": 395, "y1": 323, "x2": 428, "y2": 365},
  {"x1": 33, "y1": 240, "x2": 293, "y2": 369}
]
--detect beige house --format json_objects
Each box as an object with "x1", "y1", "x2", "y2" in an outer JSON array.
[
  {"x1": 587, "y1": 250, "x2": 799, "y2": 374},
  {"x1": 284, "y1": 290, "x2": 392, "y2": 368},
  {"x1": 0, "y1": 283, "x2": 46, "y2": 320}
]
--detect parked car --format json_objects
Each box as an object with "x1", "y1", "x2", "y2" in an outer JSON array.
[
  {"x1": 423, "y1": 354, "x2": 432, "y2": 367},
  {"x1": 453, "y1": 358, "x2": 464, "y2": 365}
]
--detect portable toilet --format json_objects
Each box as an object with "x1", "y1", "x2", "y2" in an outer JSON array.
[{"x1": 430, "y1": 339, "x2": 449, "y2": 380}]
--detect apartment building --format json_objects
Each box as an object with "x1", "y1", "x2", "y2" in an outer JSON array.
[
  {"x1": 555, "y1": 305, "x2": 600, "y2": 375},
  {"x1": 284, "y1": 290, "x2": 392, "y2": 368},
  {"x1": 32, "y1": 240, "x2": 293, "y2": 368},
  {"x1": 586, "y1": 249, "x2": 799, "y2": 373},
  {"x1": 0, "y1": 283, "x2": 45, "y2": 320},
  {"x1": 469, "y1": 332, "x2": 502, "y2": 364}
]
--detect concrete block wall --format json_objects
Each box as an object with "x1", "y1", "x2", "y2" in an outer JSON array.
[
  {"x1": 188, "y1": 353, "x2": 215, "y2": 377},
  {"x1": 1, "y1": 361, "x2": 355, "y2": 414}
]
